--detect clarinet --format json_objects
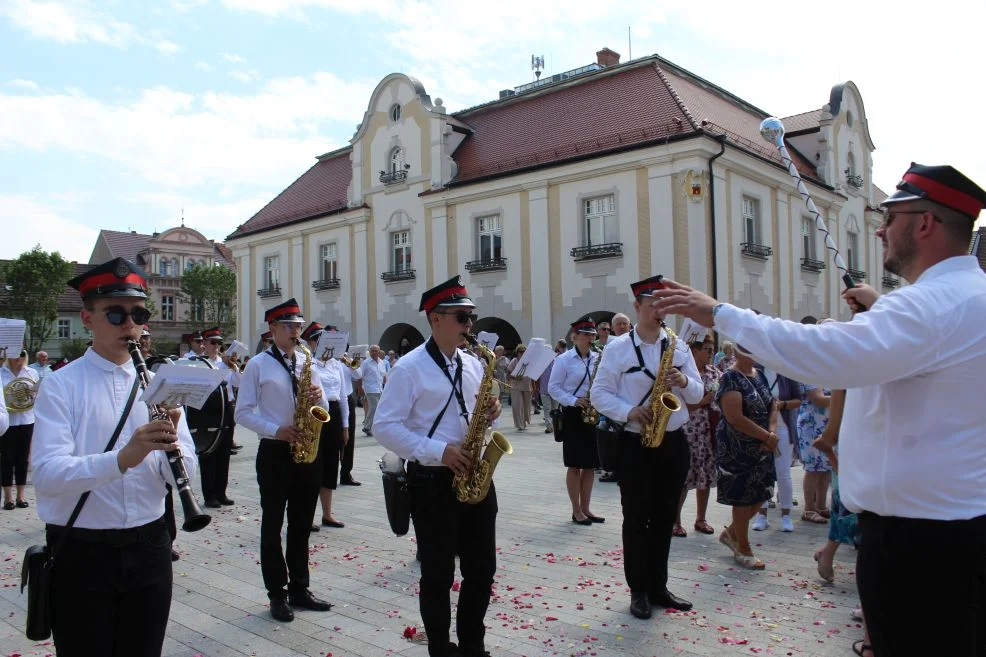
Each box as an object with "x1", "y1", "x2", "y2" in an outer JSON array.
[{"x1": 128, "y1": 340, "x2": 211, "y2": 532}]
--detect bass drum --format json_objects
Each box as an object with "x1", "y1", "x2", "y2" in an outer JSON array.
[{"x1": 170, "y1": 358, "x2": 226, "y2": 455}]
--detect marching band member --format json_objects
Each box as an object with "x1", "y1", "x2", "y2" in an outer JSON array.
[
  {"x1": 180, "y1": 331, "x2": 204, "y2": 360},
  {"x1": 374, "y1": 276, "x2": 502, "y2": 657},
  {"x1": 591, "y1": 275, "x2": 704, "y2": 619},
  {"x1": 1, "y1": 349, "x2": 39, "y2": 510},
  {"x1": 197, "y1": 326, "x2": 235, "y2": 508},
  {"x1": 548, "y1": 318, "x2": 603, "y2": 525},
  {"x1": 339, "y1": 352, "x2": 360, "y2": 486},
  {"x1": 234, "y1": 299, "x2": 332, "y2": 623},
  {"x1": 32, "y1": 257, "x2": 197, "y2": 656}
]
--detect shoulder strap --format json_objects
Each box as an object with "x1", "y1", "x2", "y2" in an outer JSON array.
[
  {"x1": 424, "y1": 339, "x2": 469, "y2": 437},
  {"x1": 50, "y1": 375, "x2": 141, "y2": 564},
  {"x1": 569, "y1": 350, "x2": 592, "y2": 397}
]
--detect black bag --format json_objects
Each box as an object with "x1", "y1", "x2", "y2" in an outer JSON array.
[
  {"x1": 550, "y1": 408, "x2": 564, "y2": 440},
  {"x1": 381, "y1": 466, "x2": 411, "y2": 536},
  {"x1": 596, "y1": 420, "x2": 623, "y2": 471},
  {"x1": 20, "y1": 377, "x2": 140, "y2": 640}
]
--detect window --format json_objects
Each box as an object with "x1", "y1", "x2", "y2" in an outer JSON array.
[
  {"x1": 477, "y1": 214, "x2": 502, "y2": 262},
  {"x1": 392, "y1": 230, "x2": 412, "y2": 272},
  {"x1": 846, "y1": 110, "x2": 853, "y2": 128},
  {"x1": 847, "y1": 230, "x2": 860, "y2": 270},
  {"x1": 584, "y1": 195, "x2": 618, "y2": 245},
  {"x1": 192, "y1": 300, "x2": 204, "y2": 322},
  {"x1": 320, "y1": 243, "x2": 338, "y2": 281},
  {"x1": 742, "y1": 196, "x2": 761, "y2": 244},
  {"x1": 185, "y1": 259, "x2": 196, "y2": 271},
  {"x1": 159, "y1": 257, "x2": 176, "y2": 277},
  {"x1": 801, "y1": 215, "x2": 817, "y2": 260},
  {"x1": 390, "y1": 104, "x2": 401, "y2": 122},
  {"x1": 161, "y1": 295, "x2": 174, "y2": 321},
  {"x1": 847, "y1": 152, "x2": 857, "y2": 177},
  {"x1": 389, "y1": 147, "x2": 404, "y2": 174},
  {"x1": 264, "y1": 255, "x2": 280, "y2": 290},
  {"x1": 57, "y1": 319, "x2": 70, "y2": 339}
]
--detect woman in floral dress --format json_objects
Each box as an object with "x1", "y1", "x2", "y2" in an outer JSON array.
[{"x1": 796, "y1": 382, "x2": 832, "y2": 523}]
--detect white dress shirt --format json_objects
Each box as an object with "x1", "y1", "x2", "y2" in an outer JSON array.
[
  {"x1": 591, "y1": 327, "x2": 705, "y2": 434},
  {"x1": 0, "y1": 364, "x2": 39, "y2": 426},
  {"x1": 31, "y1": 348, "x2": 198, "y2": 529},
  {"x1": 314, "y1": 358, "x2": 345, "y2": 402},
  {"x1": 29, "y1": 362, "x2": 52, "y2": 382},
  {"x1": 0, "y1": 401, "x2": 8, "y2": 436},
  {"x1": 713, "y1": 255, "x2": 986, "y2": 521},
  {"x1": 547, "y1": 347, "x2": 598, "y2": 407},
  {"x1": 235, "y1": 346, "x2": 324, "y2": 440},
  {"x1": 359, "y1": 357, "x2": 387, "y2": 393},
  {"x1": 374, "y1": 340, "x2": 484, "y2": 466},
  {"x1": 339, "y1": 360, "x2": 354, "y2": 425}
]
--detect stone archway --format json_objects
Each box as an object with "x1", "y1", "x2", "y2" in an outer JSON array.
[
  {"x1": 471, "y1": 316, "x2": 523, "y2": 351},
  {"x1": 379, "y1": 322, "x2": 425, "y2": 356},
  {"x1": 565, "y1": 310, "x2": 617, "y2": 343}
]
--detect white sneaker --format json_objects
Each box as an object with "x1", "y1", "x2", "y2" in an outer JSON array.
[
  {"x1": 752, "y1": 514, "x2": 769, "y2": 531},
  {"x1": 780, "y1": 516, "x2": 795, "y2": 532}
]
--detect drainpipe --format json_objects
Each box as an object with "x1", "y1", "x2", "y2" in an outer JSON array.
[{"x1": 707, "y1": 133, "x2": 727, "y2": 300}]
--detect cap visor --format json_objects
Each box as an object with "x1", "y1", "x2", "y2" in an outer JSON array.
[{"x1": 435, "y1": 299, "x2": 476, "y2": 309}]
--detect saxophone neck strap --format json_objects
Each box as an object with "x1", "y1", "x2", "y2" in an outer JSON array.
[
  {"x1": 266, "y1": 347, "x2": 298, "y2": 398},
  {"x1": 425, "y1": 338, "x2": 469, "y2": 432},
  {"x1": 624, "y1": 329, "x2": 667, "y2": 381}
]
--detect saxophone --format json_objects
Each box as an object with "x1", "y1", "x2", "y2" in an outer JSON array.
[
  {"x1": 291, "y1": 339, "x2": 331, "y2": 464},
  {"x1": 453, "y1": 334, "x2": 514, "y2": 504},
  {"x1": 640, "y1": 325, "x2": 683, "y2": 448},
  {"x1": 581, "y1": 346, "x2": 603, "y2": 425}
]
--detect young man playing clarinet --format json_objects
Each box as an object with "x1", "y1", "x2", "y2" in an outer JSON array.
[
  {"x1": 591, "y1": 274, "x2": 704, "y2": 619},
  {"x1": 234, "y1": 298, "x2": 332, "y2": 622},
  {"x1": 374, "y1": 276, "x2": 502, "y2": 657},
  {"x1": 32, "y1": 257, "x2": 198, "y2": 656}
]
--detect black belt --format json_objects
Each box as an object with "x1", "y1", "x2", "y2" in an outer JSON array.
[
  {"x1": 622, "y1": 428, "x2": 684, "y2": 439},
  {"x1": 407, "y1": 462, "x2": 452, "y2": 479},
  {"x1": 46, "y1": 517, "x2": 166, "y2": 547}
]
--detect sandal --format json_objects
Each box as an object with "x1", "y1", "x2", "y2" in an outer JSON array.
[
  {"x1": 801, "y1": 511, "x2": 827, "y2": 524},
  {"x1": 817, "y1": 508, "x2": 831, "y2": 519},
  {"x1": 672, "y1": 524, "x2": 687, "y2": 538},
  {"x1": 718, "y1": 529, "x2": 738, "y2": 555},
  {"x1": 694, "y1": 520, "x2": 715, "y2": 535},
  {"x1": 852, "y1": 640, "x2": 873, "y2": 657},
  {"x1": 734, "y1": 553, "x2": 765, "y2": 570},
  {"x1": 813, "y1": 550, "x2": 834, "y2": 582}
]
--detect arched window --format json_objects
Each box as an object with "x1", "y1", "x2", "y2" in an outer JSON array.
[
  {"x1": 847, "y1": 151, "x2": 856, "y2": 177},
  {"x1": 847, "y1": 214, "x2": 861, "y2": 271},
  {"x1": 389, "y1": 104, "x2": 401, "y2": 122},
  {"x1": 389, "y1": 146, "x2": 404, "y2": 174}
]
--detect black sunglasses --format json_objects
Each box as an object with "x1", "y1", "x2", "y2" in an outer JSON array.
[
  {"x1": 104, "y1": 306, "x2": 151, "y2": 326},
  {"x1": 436, "y1": 311, "x2": 477, "y2": 325}
]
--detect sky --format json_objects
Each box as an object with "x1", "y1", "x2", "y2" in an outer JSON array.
[{"x1": 1, "y1": 0, "x2": 984, "y2": 263}]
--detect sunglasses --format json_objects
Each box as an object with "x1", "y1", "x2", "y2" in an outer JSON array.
[
  {"x1": 104, "y1": 306, "x2": 151, "y2": 326},
  {"x1": 598, "y1": 327, "x2": 611, "y2": 331},
  {"x1": 436, "y1": 311, "x2": 477, "y2": 325}
]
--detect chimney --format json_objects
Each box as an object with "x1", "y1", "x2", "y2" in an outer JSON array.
[{"x1": 596, "y1": 47, "x2": 621, "y2": 67}]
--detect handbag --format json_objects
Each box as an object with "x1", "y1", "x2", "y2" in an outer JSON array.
[
  {"x1": 550, "y1": 408, "x2": 564, "y2": 440},
  {"x1": 21, "y1": 376, "x2": 140, "y2": 640}
]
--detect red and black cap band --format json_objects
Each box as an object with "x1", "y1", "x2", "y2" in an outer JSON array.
[
  {"x1": 902, "y1": 172, "x2": 983, "y2": 218},
  {"x1": 631, "y1": 275, "x2": 665, "y2": 298},
  {"x1": 571, "y1": 320, "x2": 596, "y2": 334}
]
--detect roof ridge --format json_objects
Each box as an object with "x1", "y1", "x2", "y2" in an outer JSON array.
[{"x1": 652, "y1": 63, "x2": 699, "y2": 130}]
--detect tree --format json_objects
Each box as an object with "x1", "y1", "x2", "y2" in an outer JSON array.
[
  {"x1": 177, "y1": 263, "x2": 237, "y2": 338},
  {"x1": 0, "y1": 246, "x2": 74, "y2": 355}
]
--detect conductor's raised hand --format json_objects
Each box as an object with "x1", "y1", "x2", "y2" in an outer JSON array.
[
  {"x1": 118, "y1": 419, "x2": 179, "y2": 472},
  {"x1": 441, "y1": 444, "x2": 473, "y2": 476},
  {"x1": 650, "y1": 280, "x2": 720, "y2": 327},
  {"x1": 274, "y1": 424, "x2": 302, "y2": 443},
  {"x1": 843, "y1": 283, "x2": 878, "y2": 314}
]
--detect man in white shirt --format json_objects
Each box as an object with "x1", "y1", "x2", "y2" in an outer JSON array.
[
  {"x1": 32, "y1": 257, "x2": 198, "y2": 656},
  {"x1": 374, "y1": 275, "x2": 502, "y2": 657},
  {"x1": 652, "y1": 163, "x2": 986, "y2": 657},
  {"x1": 193, "y1": 326, "x2": 236, "y2": 509},
  {"x1": 29, "y1": 350, "x2": 52, "y2": 382},
  {"x1": 358, "y1": 344, "x2": 387, "y2": 436},
  {"x1": 180, "y1": 331, "x2": 204, "y2": 359},
  {"x1": 599, "y1": 315, "x2": 633, "y2": 483},
  {"x1": 591, "y1": 275, "x2": 704, "y2": 619},
  {"x1": 234, "y1": 298, "x2": 332, "y2": 623}
]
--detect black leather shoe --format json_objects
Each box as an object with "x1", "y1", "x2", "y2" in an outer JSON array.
[
  {"x1": 3, "y1": 502, "x2": 14, "y2": 510},
  {"x1": 16, "y1": 499, "x2": 29, "y2": 508},
  {"x1": 322, "y1": 517, "x2": 345, "y2": 528},
  {"x1": 171, "y1": 549, "x2": 180, "y2": 562},
  {"x1": 270, "y1": 597, "x2": 294, "y2": 622},
  {"x1": 599, "y1": 472, "x2": 619, "y2": 482},
  {"x1": 585, "y1": 513, "x2": 605, "y2": 523},
  {"x1": 571, "y1": 514, "x2": 592, "y2": 526},
  {"x1": 204, "y1": 499, "x2": 222, "y2": 509},
  {"x1": 288, "y1": 589, "x2": 332, "y2": 611},
  {"x1": 218, "y1": 496, "x2": 235, "y2": 505},
  {"x1": 650, "y1": 589, "x2": 693, "y2": 612},
  {"x1": 629, "y1": 592, "x2": 652, "y2": 619},
  {"x1": 340, "y1": 476, "x2": 362, "y2": 486}
]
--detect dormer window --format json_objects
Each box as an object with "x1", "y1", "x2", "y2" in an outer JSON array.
[
  {"x1": 389, "y1": 147, "x2": 404, "y2": 174},
  {"x1": 389, "y1": 104, "x2": 401, "y2": 122},
  {"x1": 380, "y1": 146, "x2": 409, "y2": 184}
]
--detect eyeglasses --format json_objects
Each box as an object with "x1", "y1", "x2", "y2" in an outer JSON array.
[
  {"x1": 598, "y1": 327, "x2": 611, "y2": 332},
  {"x1": 435, "y1": 311, "x2": 477, "y2": 325},
  {"x1": 104, "y1": 306, "x2": 151, "y2": 326},
  {"x1": 880, "y1": 209, "x2": 934, "y2": 229}
]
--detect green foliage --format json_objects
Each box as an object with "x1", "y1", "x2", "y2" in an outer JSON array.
[
  {"x1": 177, "y1": 263, "x2": 237, "y2": 338},
  {"x1": 0, "y1": 246, "x2": 74, "y2": 355},
  {"x1": 60, "y1": 336, "x2": 90, "y2": 361}
]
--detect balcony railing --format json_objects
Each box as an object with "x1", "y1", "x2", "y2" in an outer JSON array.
[
  {"x1": 882, "y1": 273, "x2": 900, "y2": 289},
  {"x1": 570, "y1": 242, "x2": 623, "y2": 262},
  {"x1": 800, "y1": 257, "x2": 826, "y2": 273},
  {"x1": 257, "y1": 287, "x2": 281, "y2": 299},
  {"x1": 381, "y1": 268, "x2": 416, "y2": 283},
  {"x1": 465, "y1": 257, "x2": 508, "y2": 273},
  {"x1": 379, "y1": 167, "x2": 409, "y2": 185},
  {"x1": 740, "y1": 242, "x2": 773, "y2": 260},
  {"x1": 312, "y1": 278, "x2": 341, "y2": 291},
  {"x1": 846, "y1": 173, "x2": 864, "y2": 189},
  {"x1": 848, "y1": 268, "x2": 867, "y2": 282}
]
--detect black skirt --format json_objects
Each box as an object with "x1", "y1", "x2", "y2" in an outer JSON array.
[{"x1": 561, "y1": 406, "x2": 599, "y2": 469}]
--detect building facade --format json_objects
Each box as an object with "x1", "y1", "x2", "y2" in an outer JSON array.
[{"x1": 227, "y1": 49, "x2": 893, "y2": 353}]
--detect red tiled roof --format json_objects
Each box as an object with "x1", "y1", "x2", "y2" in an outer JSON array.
[
  {"x1": 227, "y1": 150, "x2": 352, "y2": 240},
  {"x1": 214, "y1": 243, "x2": 234, "y2": 267},
  {"x1": 98, "y1": 229, "x2": 152, "y2": 264},
  {"x1": 781, "y1": 109, "x2": 823, "y2": 134}
]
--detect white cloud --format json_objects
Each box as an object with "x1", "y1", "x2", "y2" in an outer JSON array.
[
  {"x1": 229, "y1": 69, "x2": 261, "y2": 83},
  {"x1": 155, "y1": 39, "x2": 180, "y2": 55},
  {"x1": 124, "y1": 191, "x2": 282, "y2": 241},
  {"x1": 222, "y1": 52, "x2": 246, "y2": 64},
  {"x1": 8, "y1": 79, "x2": 41, "y2": 91},
  {"x1": 1, "y1": 0, "x2": 138, "y2": 47},
  {"x1": 194, "y1": 61, "x2": 214, "y2": 72},
  {"x1": 0, "y1": 194, "x2": 99, "y2": 262}
]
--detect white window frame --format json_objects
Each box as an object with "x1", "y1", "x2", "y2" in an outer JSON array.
[
  {"x1": 319, "y1": 243, "x2": 338, "y2": 281},
  {"x1": 847, "y1": 230, "x2": 860, "y2": 270},
  {"x1": 389, "y1": 104, "x2": 401, "y2": 122},
  {"x1": 583, "y1": 194, "x2": 618, "y2": 246},
  {"x1": 476, "y1": 214, "x2": 502, "y2": 262},
  {"x1": 57, "y1": 319, "x2": 70, "y2": 339},
  {"x1": 161, "y1": 295, "x2": 174, "y2": 321},
  {"x1": 263, "y1": 255, "x2": 280, "y2": 290},
  {"x1": 389, "y1": 147, "x2": 404, "y2": 174},
  {"x1": 801, "y1": 215, "x2": 817, "y2": 260},
  {"x1": 742, "y1": 196, "x2": 762, "y2": 245},
  {"x1": 392, "y1": 230, "x2": 412, "y2": 272},
  {"x1": 847, "y1": 151, "x2": 857, "y2": 177}
]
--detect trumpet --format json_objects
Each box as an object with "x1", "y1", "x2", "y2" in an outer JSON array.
[{"x1": 342, "y1": 354, "x2": 362, "y2": 369}]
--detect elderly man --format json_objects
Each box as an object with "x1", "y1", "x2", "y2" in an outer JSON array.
[
  {"x1": 358, "y1": 345, "x2": 387, "y2": 436},
  {"x1": 30, "y1": 351, "x2": 52, "y2": 382}
]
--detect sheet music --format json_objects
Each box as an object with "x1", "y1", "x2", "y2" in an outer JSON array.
[
  {"x1": 510, "y1": 338, "x2": 555, "y2": 380},
  {"x1": 314, "y1": 330, "x2": 349, "y2": 362},
  {"x1": 225, "y1": 339, "x2": 248, "y2": 360},
  {"x1": 476, "y1": 331, "x2": 499, "y2": 351},
  {"x1": 0, "y1": 318, "x2": 27, "y2": 360},
  {"x1": 348, "y1": 344, "x2": 368, "y2": 359},
  {"x1": 677, "y1": 318, "x2": 708, "y2": 345},
  {"x1": 140, "y1": 363, "x2": 227, "y2": 410}
]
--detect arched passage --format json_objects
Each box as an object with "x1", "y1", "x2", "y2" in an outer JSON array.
[
  {"x1": 472, "y1": 316, "x2": 522, "y2": 351},
  {"x1": 379, "y1": 322, "x2": 425, "y2": 356},
  {"x1": 565, "y1": 310, "x2": 617, "y2": 343}
]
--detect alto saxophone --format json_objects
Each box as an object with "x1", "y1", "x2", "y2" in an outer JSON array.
[
  {"x1": 641, "y1": 325, "x2": 683, "y2": 448},
  {"x1": 581, "y1": 346, "x2": 603, "y2": 425},
  {"x1": 291, "y1": 339, "x2": 331, "y2": 464},
  {"x1": 453, "y1": 334, "x2": 513, "y2": 504}
]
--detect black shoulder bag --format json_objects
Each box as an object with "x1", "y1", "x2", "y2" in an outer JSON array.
[
  {"x1": 21, "y1": 376, "x2": 141, "y2": 640},
  {"x1": 552, "y1": 353, "x2": 592, "y2": 441}
]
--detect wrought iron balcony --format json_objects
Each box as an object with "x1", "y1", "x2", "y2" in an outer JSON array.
[
  {"x1": 570, "y1": 242, "x2": 623, "y2": 262},
  {"x1": 846, "y1": 174, "x2": 864, "y2": 189},
  {"x1": 379, "y1": 165, "x2": 410, "y2": 185},
  {"x1": 800, "y1": 257, "x2": 826, "y2": 273},
  {"x1": 882, "y1": 273, "x2": 900, "y2": 289},
  {"x1": 381, "y1": 268, "x2": 416, "y2": 283},
  {"x1": 465, "y1": 257, "x2": 508, "y2": 273},
  {"x1": 312, "y1": 278, "x2": 341, "y2": 291},
  {"x1": 257, "y1": 287, "x2": 281, "y2": 299},
  {"x1": 740, "y1": 242, "x2": 773, "y2": 260},
  {"x1": 848, "y1": 268, "x2": 867, "y2": 282}
]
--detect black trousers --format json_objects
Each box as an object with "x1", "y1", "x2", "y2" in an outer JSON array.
[
  {"x1": 1, "y1": 423, "x2": 32, "y2": 486},
  {"x1": 47, "y1": 518, "x2": 173, "y2": 657},
  {"x1": 857, "y1": 511, "x2": 986, "y2": 657},
  {"x1": 256, "y1": 438, "x2": 321, "y2": 599},
  {"x1": 341, "y1": 393, "x2": 356, "y2": 477},
  {"x1": 410, "y1": 465, "x2": 497, "y2": 657},
  {"x1": 199, "y1": 426, "x2": 233, "y2": 502},
  {"x1": 617, "y1": 429, "x2": 690, "y2": 594},
  {"x1": 318, "y1": 401, "x2": 342, "y2": 489}
]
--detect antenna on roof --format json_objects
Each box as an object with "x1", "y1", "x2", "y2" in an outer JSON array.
[
  {"x1": 532, "y1": 55, "x2": 545, "y2": 80},
  {"x1": 181, "y1": 207, "x2": 185, "y2": 227},
  {"x1": 628, "y1": 26, "x2": 632, "y2": 61}
]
